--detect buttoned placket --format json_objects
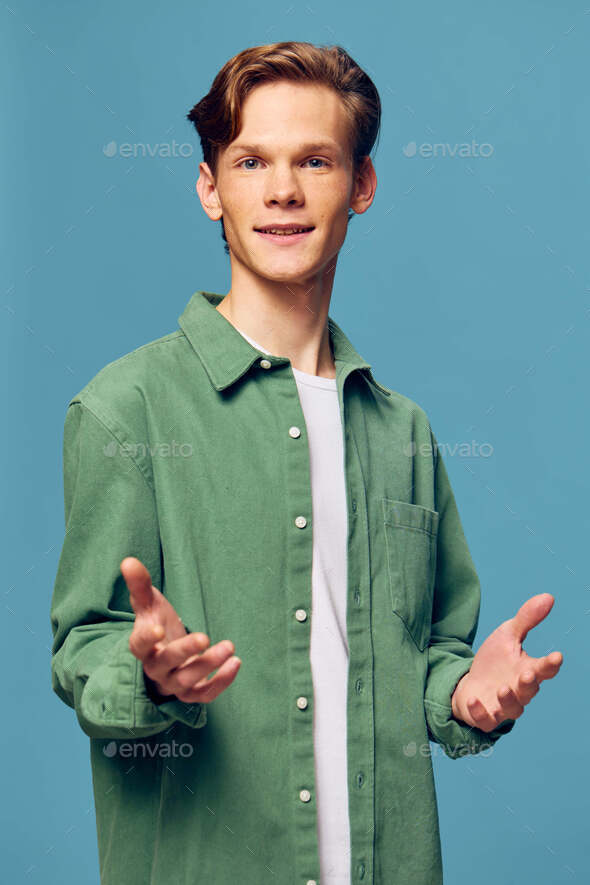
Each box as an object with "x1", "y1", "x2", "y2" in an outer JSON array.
[
  {"x1": 256, "y1": 353, "x2": 375, "y2": 884},
  {"x1": 337, "y1": 368, "x2": 375, "y2": 884},
  {"x1": 259, "y1": 353, "x2": 319, "y2": 884}
]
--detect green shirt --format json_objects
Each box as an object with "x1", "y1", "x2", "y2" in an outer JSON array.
[{"x1": 50, "y1": 289, "x2": 515, "y2": 885}]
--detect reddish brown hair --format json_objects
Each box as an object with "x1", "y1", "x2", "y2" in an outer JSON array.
[{"x1": 186, "y1": 41, "x2": 381, "y2": 254}]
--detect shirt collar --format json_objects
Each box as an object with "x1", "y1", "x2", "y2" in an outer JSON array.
[{"x1": 178, "y1": 290, "x2": 390, "y2": 396}]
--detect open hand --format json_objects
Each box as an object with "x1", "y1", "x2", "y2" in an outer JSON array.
[
  {"x1": 122, "y1": 556, "x2": 241, "y2": 704},
  {"x1": 451, "y1": 593, "x2": 563, "y2": 732}
]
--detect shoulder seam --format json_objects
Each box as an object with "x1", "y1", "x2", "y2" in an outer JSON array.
[
  {"x1": 82, "y1": 331, "x2": 186, "y2": 390},
  {"x1": 66, "y1": 399, "x2": 155, "y2": 495}
]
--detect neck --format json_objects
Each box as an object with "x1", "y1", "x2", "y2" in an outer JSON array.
[{"x1": 215, "y1": 271, "x2": 337, "y2": 379}]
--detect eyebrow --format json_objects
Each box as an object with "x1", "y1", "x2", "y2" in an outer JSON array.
[{"x1": 226, "y1": 141, "x2": 341, "y2": 157}]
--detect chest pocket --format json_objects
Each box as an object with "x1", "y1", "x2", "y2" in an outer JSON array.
[{"x1": 382, "y1": 498, "x2": 439, "y2": 652}]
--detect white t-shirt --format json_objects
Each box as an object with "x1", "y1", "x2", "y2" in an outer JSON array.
[{"x1": 235, "y1": 326, "x2": 351, "y2": 884}]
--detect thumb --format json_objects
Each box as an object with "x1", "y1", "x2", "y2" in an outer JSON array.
[
  {"x1": 511, "y1": 592, "x2": 555, "y2": 644},
  {"x1": 120, "y1": 557, "x2": 155, "y2": 616}
]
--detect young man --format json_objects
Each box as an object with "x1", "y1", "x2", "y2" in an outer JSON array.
[{"x1": 50, "y1": 41, "x2": 562, "y2": 885}]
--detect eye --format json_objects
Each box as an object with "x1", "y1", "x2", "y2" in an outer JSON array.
[
  {"x1": 304, "y1": 157, "x2": 329, "y2": 168},
  {"x1": 237, "y1": 158, "x2": 261, "y2": 170}
]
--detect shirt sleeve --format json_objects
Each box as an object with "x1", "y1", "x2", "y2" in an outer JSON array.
[
  {"x1": 50, "y1": 400, "x2": 207, "y2": 739},
  {"x1": 423, "y1": 428, "x2": 516, "y2": 759}
]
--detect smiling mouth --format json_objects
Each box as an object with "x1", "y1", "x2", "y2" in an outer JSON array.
[{"x1": 254, "y1": 226, "x2": 315, "y2": 236}]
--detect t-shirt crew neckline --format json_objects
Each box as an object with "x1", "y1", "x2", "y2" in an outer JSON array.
[{"x1": 234, "y1": 326, "x2": 337, "y2": 391}]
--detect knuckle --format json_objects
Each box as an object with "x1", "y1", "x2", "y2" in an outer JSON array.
[
  {"x1": 215, "y1": 645, "x2": 233, "y2": 663},
  {"x1": 175, "y1": 670, "x2": 198, "y2": 691},
  {"x1": 148, "y1": 646, "x2": 165, "y2": 667}
]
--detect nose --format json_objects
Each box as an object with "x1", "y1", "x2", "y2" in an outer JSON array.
[{"x1": 264, "y1": 162, "x2": 304, "y2": 207}]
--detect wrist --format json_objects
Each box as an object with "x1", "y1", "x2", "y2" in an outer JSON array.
[
  {"x1": 451, "y1": 673, "x2": 469, "y2": 722},
  {"x1": 143, "y1": 670, "x2": 175, "y2": 705}
]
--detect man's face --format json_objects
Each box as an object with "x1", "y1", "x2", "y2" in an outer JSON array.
[{"x1": 197, "y1": 80, "x2": 375, "y2": 285}]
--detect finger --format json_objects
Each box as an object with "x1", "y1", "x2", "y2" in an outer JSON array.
[
  {"x1": 533, "y1": 650, "x2": 563, "y2": 683},
  {"x1": 143, "y1": 631, "x2": 211, "y2": 682},
  {"x1": 120, "y1": 557, "x2": 154, "y2": 614},
  {"x1": 464, "y1": 696, "x2": 498, "y2": 732},
  {"x1": 176, "y1": 655, "x2": 242, "y2": 704},
  {"x1": 496, "y1": 685, "x2": 525, "y2": 719},
  {"x1": 169, "y1": 640, "x2": 237, "y2": 699},
  {"x1": 129, "y1": 620, "x2": 166, "y2": 662},
  {"x1": 514, "y1": 669, "x2": 540, "y2": 704},
  {"x1": 511, "y1": 593, "x2": 555, "y2": 644}
]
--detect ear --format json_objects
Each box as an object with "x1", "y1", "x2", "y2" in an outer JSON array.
[
  {"x1": 196, "y1": 162, "x2": 223, "y2": 221},
  {"x1": 349, "y1": 156, "x2": 377, "y2": 217}
]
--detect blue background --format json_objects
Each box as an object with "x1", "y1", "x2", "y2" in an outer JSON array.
[{"x1": 2, "y1": 1, "x2": 587, "y2": 882}]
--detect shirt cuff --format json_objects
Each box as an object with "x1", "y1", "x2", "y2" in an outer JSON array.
[
  {"x1": 424, "y1": 658, "x2": 516, "y2": 759},
  {"x1": 75, "y1": 631, "x2": 207, "y2": 739}
]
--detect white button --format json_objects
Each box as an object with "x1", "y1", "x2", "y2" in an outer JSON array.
[
  {"x1": 307, "y1": 881, "x2": 317, "y2": 885},
  {"x1": 299, "y1": 789, "x2": 311, "y2": 803},
  {"x1": 296, "y1": 696, "x2": 308, "y2": 710},
  {"x1": 295, "y1": 609, "x2": 307, "y2": 622},
  {"x1": 295, "y1": 515, "x2": 307, "y2": 529},
  {"x1": 259, "y1": 358, "x2": 271, "y2": 369},
  {"x1": 288, "y1": 426, "x2": 301, "y2": 438}
]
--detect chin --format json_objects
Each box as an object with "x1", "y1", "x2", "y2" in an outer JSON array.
[
  {"x1": 246, "y1": 254, "x2": 315, "y2": 278},
  {"x1": 258, "y1": 265, "x2": 318, "y2": 285}
]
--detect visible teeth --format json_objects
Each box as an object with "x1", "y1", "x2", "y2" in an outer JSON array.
[{"x1": 261, "y1": 228, "x2": 310, "y2": 235}]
